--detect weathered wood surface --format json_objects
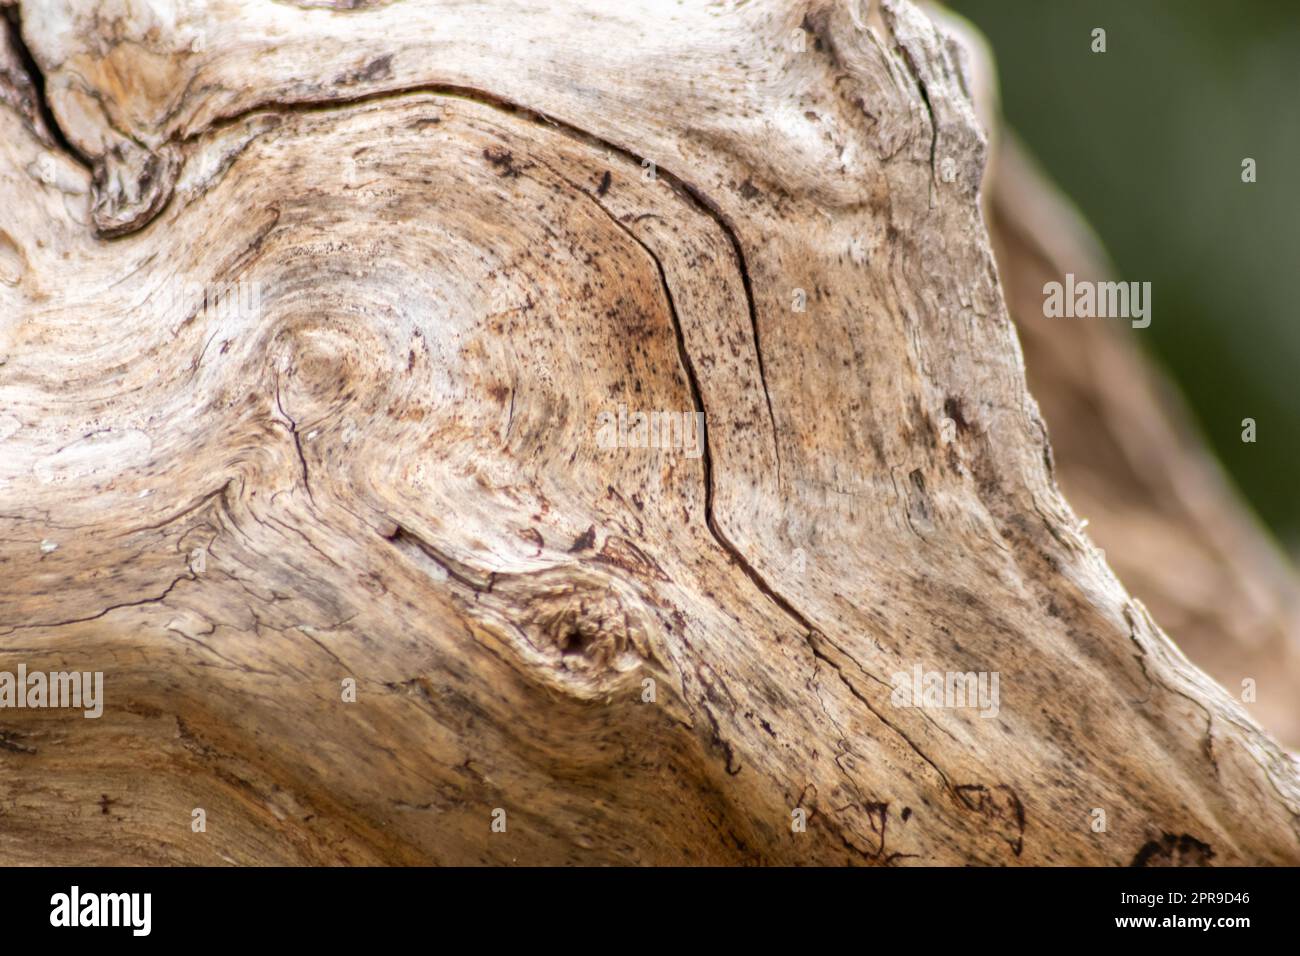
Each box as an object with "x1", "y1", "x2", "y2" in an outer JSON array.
[
  {"x1": 986, "y1": 134, "x2": 1300, "y2": 751},
  {"x1": 0, "y1": 0, "x2": 1296, "y2": 865}
]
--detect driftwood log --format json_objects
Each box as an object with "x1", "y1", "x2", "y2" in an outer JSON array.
[{"x1": 0, "y1": 0, "x2": 1297, "y2": 866}]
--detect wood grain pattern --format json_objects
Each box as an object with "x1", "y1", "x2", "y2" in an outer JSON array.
[{"x1": 0, "y1": 0, "x2": 1295, "y2": 865}]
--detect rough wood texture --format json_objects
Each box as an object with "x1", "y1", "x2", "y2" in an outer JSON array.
[
  {"x1": 987, "y1": 135, "x2": 1300, "y2": 750},
  {"x1": 1, "y1": 0, "x2": 1296, "y2": 865},
  {"x1": 933, "y1": 5, "x2": 1300, "y2": 750}
]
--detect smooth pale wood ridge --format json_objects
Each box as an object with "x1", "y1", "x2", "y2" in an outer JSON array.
[{"x1": 0, "y1": 0, "x2": 1295, "y2": 865}]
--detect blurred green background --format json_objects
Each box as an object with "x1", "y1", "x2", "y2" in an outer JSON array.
[{"x1": 957, "y1": 0, "x2": 1300, "y2": 550}]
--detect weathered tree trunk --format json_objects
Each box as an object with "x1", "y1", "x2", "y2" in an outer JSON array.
[{"x1": 1, "y1": 0, "x2": 1296, "y2": 866}]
